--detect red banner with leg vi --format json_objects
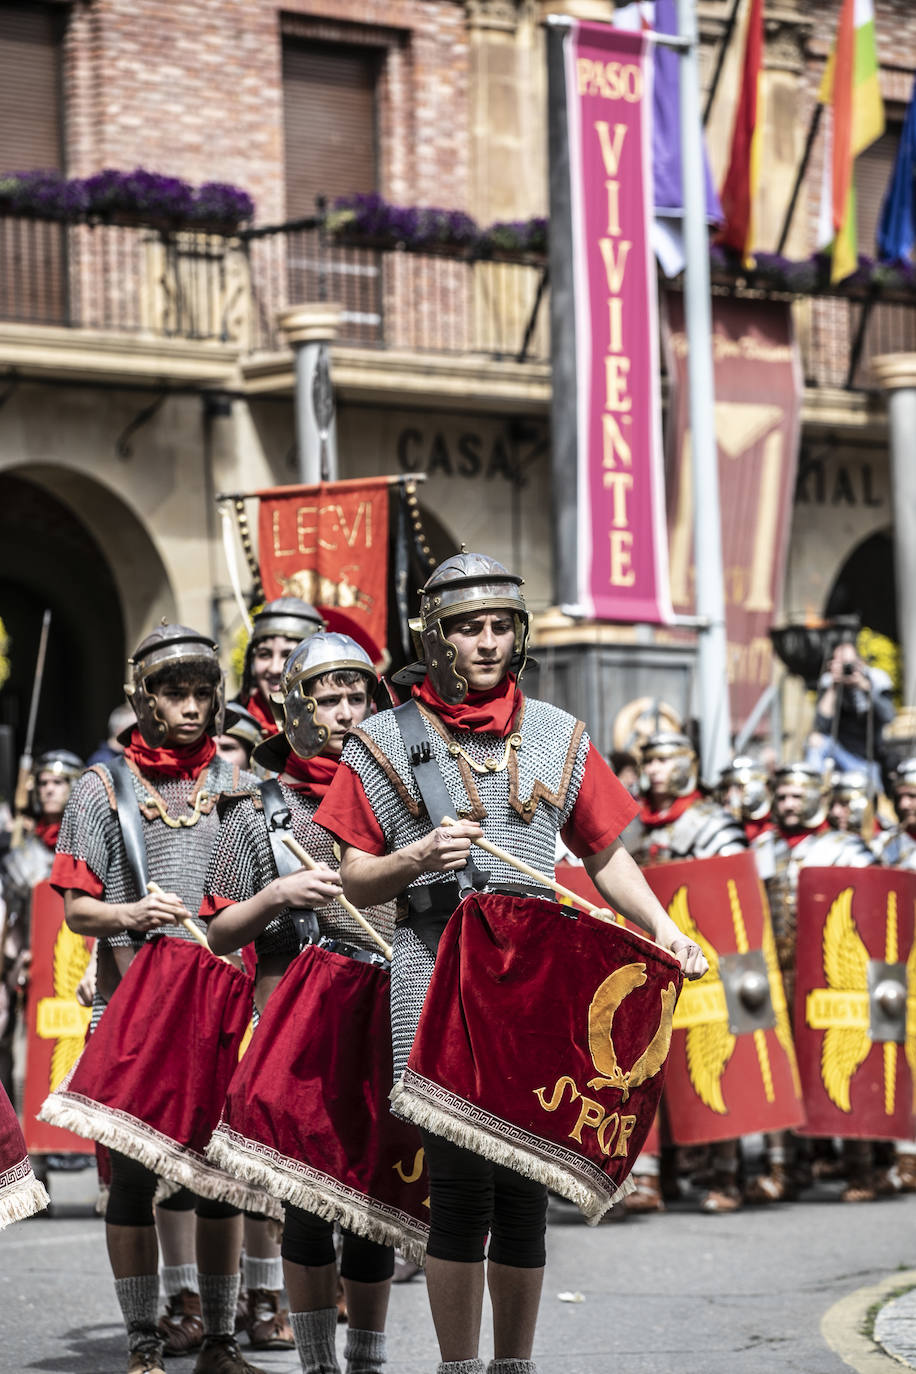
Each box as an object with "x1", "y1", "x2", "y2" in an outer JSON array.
[{"x1": 256, "y1": 476, "x2": 390, "y2": 662}]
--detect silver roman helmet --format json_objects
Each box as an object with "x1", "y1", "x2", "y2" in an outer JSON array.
[
  {"x1": 891, "y1": 757, "x2": 916, "y2": 796},
  {"x1": 33, "y1": 749, "x2": 84, "y2": 784},
  {"x1": 255, "y1": 631, "x2": 378, "y2": 766},
  {"x1": 829, "y1": 769, "x2": 872, "y2": 832},
  {"x1": 412, "y1": 552, "x2": 528, "y2": 704},
  {"x1": 124, "y1": 622, "x2": 225, "y2": 747},
  {"x1": 240, "y1": 597, "x2": 326, "y2": 698},
  {"x1": 773, "y1": 761, "x2": 827, "y2": 828},
  {"x1": 719, "y1": 755, "x2": 771, "y2": 822},
  {"x1": 639, "y1": 731, "x2": 697, "y2": 799}
]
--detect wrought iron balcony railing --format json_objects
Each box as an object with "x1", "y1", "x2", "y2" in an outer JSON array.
[{"x1": 0, "y1": 209, "x2": 911, "y2": 389}]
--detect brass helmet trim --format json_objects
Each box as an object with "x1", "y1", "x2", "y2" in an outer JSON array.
[{"x1": 773, "y1": 762, "x2": 827, "y2": 828}]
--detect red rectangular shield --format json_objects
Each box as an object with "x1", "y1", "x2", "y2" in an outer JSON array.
[
  {"x1": 644, "y1": 851, "x2": 804, "y2": 1145},
  {"x1": 22, "y1": 881, "x2": 93, "y2": 1155},
  {"x1": 795, "y1": 866, "x2": 916, "y2": 1140}
]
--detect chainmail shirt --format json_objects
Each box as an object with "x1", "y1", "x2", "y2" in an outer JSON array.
[
  {"x1": 626, "y1": 798, "x2": 747, "y2": 867},
  {"x1": 203, "y1": 783, "x2": 394, "y2": 960},
  {"x1": 57, "y1": 757, "x2": 258, "y2": 995},
  {"x1": 341, "y1": 697, "x2": 590, "y2": 1077}
]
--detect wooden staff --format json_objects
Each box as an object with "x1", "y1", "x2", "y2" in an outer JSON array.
[
  {"x1": 281, "y1": 835, "x2": 394, "y2": 961},
  {"x1": 442, "y1": 817, "x2": 615, "y2": 923},
  {"x1": 147, "y1": 881, "x2": 213, "y2": 950}
]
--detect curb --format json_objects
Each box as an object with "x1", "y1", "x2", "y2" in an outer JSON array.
[{"x1": 822, "y1": 1270, "x2": 916, "y2": 1371}]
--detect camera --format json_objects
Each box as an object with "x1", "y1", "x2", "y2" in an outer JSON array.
[{"x1": 842, "y1": 662, "x2": 856, "y2": 677}]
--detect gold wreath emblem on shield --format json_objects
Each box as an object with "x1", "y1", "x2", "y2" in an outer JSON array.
[{"x1": 586, "y1": 963, "x2": 678, "y2": 1103}]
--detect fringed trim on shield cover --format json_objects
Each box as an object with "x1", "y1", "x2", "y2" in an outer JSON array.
[
  {"x1": 38, "y1": 1091, "x2": 283, "y2": 1221},
  {"x1": 206, "y1": 1125, "x2": 429, "y2": 1270},
  {"x1": 0, "y1": 1166, "x2": 50, "y2": 1230},
  {"x1": 391, "y1": 1074, "x2": 634, "y2": 1225}
]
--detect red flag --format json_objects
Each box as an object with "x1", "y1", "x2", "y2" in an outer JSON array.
[
  {"x1": 718, "y1": 0, "x2": 764, "y2": 264},
  {"x1": 256, "y1": 477, "x2": 390, "y2": 663}
]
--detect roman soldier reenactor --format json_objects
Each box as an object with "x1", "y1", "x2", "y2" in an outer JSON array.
[
  {"x1": 872, "y1": 757, "x2": 916, "y2": 870},
  {"x1": 313, "y1": 553, "x2": 707, "y2": 1374},
  {"x1": 748, "y1": 763, "x2": 876, "y2": 1204},
  {"x1": 46, "y1": 624, "x2": 266, "y2": 1374},
  {"x1": 0, "y1": 749, "x2": 84, "y2": 1101},
  {"x1": 625, "y1": 734, "x2": 748, "y2": 1214},
  {"x1": 235, "y1": 598, "x2": 325, "y2": 737},
  {"x1": 202, "y1": 631, "x2": 397, "y2": 1374}
]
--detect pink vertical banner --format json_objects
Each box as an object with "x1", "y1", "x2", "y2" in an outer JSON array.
[{"x1": 565, "y1": 21, "x2": 672, "y2": 623}]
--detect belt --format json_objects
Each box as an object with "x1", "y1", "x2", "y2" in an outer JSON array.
[{"x1": 397, "y1": 879, "x2": 554, "y2": 957}]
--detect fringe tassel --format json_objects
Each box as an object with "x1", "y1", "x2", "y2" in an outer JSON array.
[
  {"x1": 0, "y1": 1174, "x2": 50, "y2": 1230},
  {"x1": 39, "y1": 1091, "x2": 282, "y2": 1221},
  {"x1": 206, "y1": 1128, "x2": 428, "y2": 1269},
  {"x1": 390, "y1": 1081, "x2": 633, "y2": 1225}
]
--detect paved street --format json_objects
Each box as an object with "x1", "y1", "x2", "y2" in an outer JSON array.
[{"x1": 3, "y1": 1168, "x2": 916, "y2": 1374}]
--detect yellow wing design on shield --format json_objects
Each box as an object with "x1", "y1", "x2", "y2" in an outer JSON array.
[
  {"x1": 905, "y1": 922, "x2": 916, "y2": 1110},
  {"x1": 821, "y1": 888, "x2": 871, "y2": 1113},
  {"x1": 49, "y1": 923, "x2": 91, "y2": 1092},
  {"x1": 761, "y1": 897, "x2": 802, "y2": 1098},
  {"x1": 668, "y1": 885, "x2": 734, "y2": 1114}
]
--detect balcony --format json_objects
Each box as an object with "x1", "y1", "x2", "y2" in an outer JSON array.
[{"x1": 0, "y1": 210, "x2": 910, "y2": 400}]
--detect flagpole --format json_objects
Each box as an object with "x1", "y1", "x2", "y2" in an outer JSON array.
[{"x1": 676, "y1": 0, "x2": 732, "y2": 784}]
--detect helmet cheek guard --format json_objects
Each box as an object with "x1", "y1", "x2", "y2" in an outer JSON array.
[
  {"x1": 420, "y1": 623, "x2": 466, "y2": 705},
  {"x1": 282, "y1": 681, "x2": 331, "y2": 760}
]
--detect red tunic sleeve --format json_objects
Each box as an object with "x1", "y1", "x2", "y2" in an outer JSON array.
[
  {"x1": 314, "y1": 761, "x2": 387, "y2": 856},
  {"x1": 561, "y1": 744, "x2": 639, "y2": 858},
  {"x1": 49, "y1": 853, "x2": 104, "y2": 900},
  {"x1": 199, "y1": 893, "x2": 236, "y2": 921}
]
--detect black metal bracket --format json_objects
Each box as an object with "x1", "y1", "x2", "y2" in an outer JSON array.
[{"x1": 115, "y1": 389, "x2": 169, "y2": 460}]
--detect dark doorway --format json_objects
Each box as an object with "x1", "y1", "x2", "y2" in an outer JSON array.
[
  {"x1": 0, "y1": 472, "x2": 124, "y2": 772},
  {"x1": 824, "y1": 528, "x2": 897, "y2": 641}
]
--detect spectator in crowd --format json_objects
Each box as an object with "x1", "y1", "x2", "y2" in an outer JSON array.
[
  {"x1": 805, "y1": 642, "x2": 894, "y2": 789},
  {"x1": 87, "y1": 704, "x2": 136, "y2": 766}
]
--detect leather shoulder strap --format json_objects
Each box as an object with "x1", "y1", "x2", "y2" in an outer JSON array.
[
  {"x1": 392, "y1": 699, "x2": 488, "y2": 895},
  {"x1": 258, "y1": 778, "x2": 319, "y2": 947},
  {"x1": 109, "y1": 756, "x2": 150, "y2": 895}
]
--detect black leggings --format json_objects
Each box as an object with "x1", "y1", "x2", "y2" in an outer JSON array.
[
  {"x1": 282, "y1": 1204, "x2": 394, "y2": 1283},
  {"x1": 421, "y1": 1130, "x2": 547, "y2": 1268},
  {"x1": 106, "y1": 1151, "x2": 240, "y2": 1227}
]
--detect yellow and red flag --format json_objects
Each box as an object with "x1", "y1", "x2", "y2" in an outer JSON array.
[
  {"x1": 719, "y1": 0, "x2": 765, "y2": 265},
  {"x1": 817, "y1": 0, "x2": 884, "y2": 282}
]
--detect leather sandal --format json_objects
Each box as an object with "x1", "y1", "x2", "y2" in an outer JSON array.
[
  {"x1": 158, "y1": 1289, "x2": 204, "y2": 1355},
  {"x1": 624, "y1": 1174, "x2": 664, "y2": 1214},
  {"x1": 243, "y1": 1288, "x2": 294, "y2": 1350}
]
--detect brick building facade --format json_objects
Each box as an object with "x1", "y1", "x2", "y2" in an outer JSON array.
[{"x1": 0, "y1": 0, "x2": 911, "y2": 762}]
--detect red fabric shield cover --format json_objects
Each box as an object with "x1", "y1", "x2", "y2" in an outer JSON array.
[
  {"x1": 207, "y1": 944, "x2": 429, "y2": 1265},
  {"x1": 643, "y1": 852, "x2": 804, "y2": 1145},
  {"x1": 23, "y1": 880, "x2": 94, "y2": 1155},
  {"x1": 795, "y1": 866, "x2": 916, "y2": 1140},
  {"x1": 0, "y1": 1081, "x2": 48, "y2": 1228},
  {"x1": 38, "y1": 938, "x2": 272, "y2": 1210},
  {"x1": 394, "y1": 892, "x2": 683, "y2": 1223}
]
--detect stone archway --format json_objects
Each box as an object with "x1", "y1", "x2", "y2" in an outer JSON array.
[
  {"x1": 824, "y1": 527, "x2": 897, "y2": 641},
  {"x1": 0, "y1": 468, "x2": 175, "y2": 761}
]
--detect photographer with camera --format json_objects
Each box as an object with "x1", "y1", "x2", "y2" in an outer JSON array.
[{"x1": 804, "y1": 641, "x2": 894, "y2": 790}]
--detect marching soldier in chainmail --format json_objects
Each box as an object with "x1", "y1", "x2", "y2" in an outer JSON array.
[
  {"x1": 718, "y1": 754, "x2": 776, "y2": 877},
  {"x1": 202, "y1": 631, "x2": 396, "y2": 1374},
  {"x1": 234, "y1": 599, "x2": 325, "y2": 738},
  {"x1": 872, "y1": 757, "x2": 916, "y2": 870},
  {"x1": 0, "y1": 749, "x2": 83, "y2": 1101},
  {"x1": 313, "y1": 553, "x2": 707, "y2": 1374},
  {"x1": 625, "y1": 734, "x2": 748, "y2": 1214},
  {"x1": 50, "y1": 624, "x2": 265, "y2": 1374},
  {"x1": 747, "y1": 763, "x2": 876, "y2": 1204}
]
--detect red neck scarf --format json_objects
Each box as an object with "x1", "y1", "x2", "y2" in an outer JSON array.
[
  {"x1": 639, "y1": 790, "x2": 703, "y2": 828},
  {"x1": 124, "y1": 728, "x2": 217, "y2": 781},
  {"x1": 281, "y1": 751, "x2": 339, "y2": 800},
  {"x1": 244, "y1": 690, "x2": 279, "y2": 735},
  {"x1": 778, "y1": 820, "x2": 828, "y2": 848},
  {"x1": 35, "y1": 817, "x2": 61, "y2": 850},
  {"x1": 744, "y1": 817, "x2": 774, "y2": 842},
  {"x1": 413, "y1": 674, "x2": 522, "y2": 737}
]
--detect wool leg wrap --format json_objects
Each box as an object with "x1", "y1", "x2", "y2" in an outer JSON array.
[
  {"x1": 344, "y1": 1327, "x2": 386, "y2": 1373},
  {"x1": 198, "y1": 1271, "x2": 240, "y2": 1338},
  {"x1": 290, "y1": 1307, "x2": 341, "y2": 1374}
]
